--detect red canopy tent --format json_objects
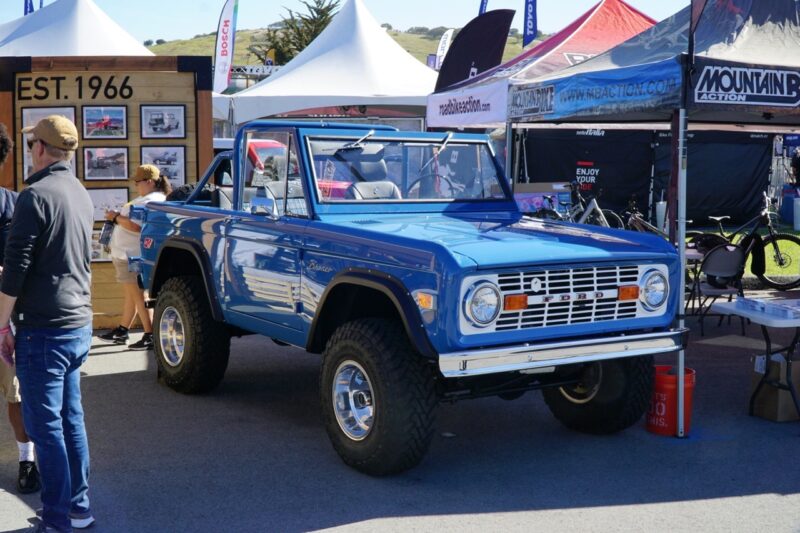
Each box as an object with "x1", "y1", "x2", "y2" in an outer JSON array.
[{"x1": 427, "y1": 0, "x2": 655, "y2": 128}]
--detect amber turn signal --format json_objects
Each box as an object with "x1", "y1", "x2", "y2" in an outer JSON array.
[
  {"x1": 503, "y1": 294, "x2": 528, "y2": 311},
  {"x1": 618, "y1": 285, "x2": 640, "y2": 301}
]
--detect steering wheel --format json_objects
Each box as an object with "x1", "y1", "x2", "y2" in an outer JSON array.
[{"x1": 407, "y1": 171, "x2": 457, "y2": 199}]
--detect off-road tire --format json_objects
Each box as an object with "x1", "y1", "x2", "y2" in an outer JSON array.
[
  {"x1": 756, "y1": 233, "x2": 800, "y2": 290},
  {"x1": 543, "y1": 356, "x2": 654, "y2": 434},
  {"x1": 154, "y1": 276, "x2": 230, "y2": 394},
  {"x1": 320, "y1": 318, "x2": 437, "y2": 476}
]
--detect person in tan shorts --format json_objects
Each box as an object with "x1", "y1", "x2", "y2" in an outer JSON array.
[
  {"x1": 0, "y1": 362, "x2": 39, "y2": 492},
  {"x1": 0, "y1": 123, "x2": 39, "y2": 494}
]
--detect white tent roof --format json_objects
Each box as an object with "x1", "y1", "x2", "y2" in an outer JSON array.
[
  {"x1": 0, "y1": 0, "x2": 153, "y2": 57},
  {"x1": 231, "y1": 0, "x2": 436, "y2": 124}
]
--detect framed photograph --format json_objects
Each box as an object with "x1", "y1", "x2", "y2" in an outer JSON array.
[
  {"x1": 21, "y1": 106, "x2": 77, "y2": 180},
  {"x1": 87, "y1": 188, "x2": 129, "y2": 222},
  {"x1": 84, "y1": 147, "x2": 128, "y2": 181},
  {"x1": 82, "y1": 106, "x2": 127, "y2": 139},
  {"x1": 90, "y1": 230, "x2": 112, "y2": 262},
  {"x1": 140, "y1": 105, "x2": 186, "y2": 139},
  {"x1": 141, "y1": 146, "x2": 185, "y2": 188}
]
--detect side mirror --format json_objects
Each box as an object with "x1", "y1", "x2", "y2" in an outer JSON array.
[{"x1": 250, "y1": 196, "x2": 278, "y2": 218}]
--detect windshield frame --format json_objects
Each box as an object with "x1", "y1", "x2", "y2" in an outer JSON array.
[{"x1": 303, "y1": 132, "x2": 513, "y2": 212}]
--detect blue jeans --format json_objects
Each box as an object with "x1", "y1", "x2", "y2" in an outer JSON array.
[{"x1": 15, "y1": 325, "x2": 93, "y2": 533}]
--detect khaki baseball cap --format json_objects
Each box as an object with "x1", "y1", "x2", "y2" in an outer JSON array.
[
  {"x1": 134, "y1": 164, "x2": 161, "y2": 182},
  {"x1": 22, "y1": 115, "x2": 79, "y2": 151}
]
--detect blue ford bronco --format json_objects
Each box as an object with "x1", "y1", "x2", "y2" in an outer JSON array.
[{"x1": 135, "y1": 120, "x2": 686, "y2": 475}]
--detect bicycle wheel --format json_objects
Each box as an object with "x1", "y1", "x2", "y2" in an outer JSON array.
[
  {"x1": 755, "y1": 233, "x2": 800, "y2": 290},
  {"x1": 602, "y1": 209, "x2": 626, "y2": 229}
]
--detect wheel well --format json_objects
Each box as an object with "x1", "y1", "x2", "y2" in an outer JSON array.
[
  {"x1": 308, "y1": 284, "x2": 401, "y2": 353},
  {"x1": 151, "y1": 247, "x2": 203, "y2": 297}
]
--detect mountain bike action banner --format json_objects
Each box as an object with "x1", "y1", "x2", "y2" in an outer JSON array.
[
  {"x1": 213, "y1": 0, "x2": 239, "y2": 94},
  {"x1": 653, "y1": 131, "x2": 772, "y2": 224},
  {"x1": 508, "y1": 58, "x2": 683, "y2": 122},
  {"x1": 522, "y1": 129, "x2": 653, "y2": 215}
]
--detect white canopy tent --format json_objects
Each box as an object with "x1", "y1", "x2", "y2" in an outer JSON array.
[
  {"x1": 228, "y1": 0, "x2": 436, "y2": 125},
  {"x1": 0, "y1": 0, "x2": 153, "y2": 57}
]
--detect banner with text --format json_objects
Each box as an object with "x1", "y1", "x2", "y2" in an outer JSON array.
[
  {"x1": 523, "y1": 0, "x2": 537, "y2": 47},
  {"x1": 508, "y1": 58, "x2": 682, "y2": 122},
  {"x1": 213, "y1": 0, "x2": 239, "y2": 94}
]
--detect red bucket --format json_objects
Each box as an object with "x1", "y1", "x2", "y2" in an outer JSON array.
[{"x1": 646, "y1": 365, "x2": 696, "y2": 436}]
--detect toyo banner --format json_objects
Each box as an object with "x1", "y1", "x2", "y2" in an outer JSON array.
[
  {"x1": 213, "y1": 0, "x2": 239, "y2": 94},
  {"x1": 523, "y1": 0, "x2": 537, "y2": 47}
]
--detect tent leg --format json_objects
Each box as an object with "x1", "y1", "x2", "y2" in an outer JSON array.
[
  {"x1": 675, "y1": 108, "x2": 688, "y2": 438},
  {"x1": 505, "y1": 122, "x2": 514, "y2": 190}
]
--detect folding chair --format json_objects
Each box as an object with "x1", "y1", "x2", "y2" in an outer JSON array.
[{"x1": 696, "y1": 243, "x2": 746, "y2": 336}]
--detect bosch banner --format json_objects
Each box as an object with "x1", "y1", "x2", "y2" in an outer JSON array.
[
  {"x1": 213, "y1": 0, "x2": 239, "y2": 94},
  {"x1": 523, "y1": 0, "x2": 537, "y2": 47}
]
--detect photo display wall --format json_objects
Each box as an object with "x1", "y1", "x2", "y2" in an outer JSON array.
[{"x1": 11, "y1": 67, "x2": 206, "y2": 261}]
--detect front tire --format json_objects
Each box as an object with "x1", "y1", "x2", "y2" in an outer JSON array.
[
  {"x1": 543, "y1": 356, "x2": 654, "y2": 434},
  {"x1": 320, "y1": 318, "x2": 437, "y2": 476},
  {"x1": 757, "y1": 233, "x2": 800, "y2": 290},
  {"x1": 154, "y1": 276, "x2": 230, "y2": 394}
]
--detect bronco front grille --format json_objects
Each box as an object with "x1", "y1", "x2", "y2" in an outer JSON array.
[{"x1": 494, "y1": 265, "x2": 639, "y2": 331}]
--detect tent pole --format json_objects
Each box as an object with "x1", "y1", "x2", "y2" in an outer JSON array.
[
  {"x1": 505, "y1": 122, "x2": 513, "y2": 189},
  {"x1": 675, "y1": 107, "x2": 688, "y2": 437}
]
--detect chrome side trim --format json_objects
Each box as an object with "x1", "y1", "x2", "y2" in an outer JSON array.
[{"x1": 438, "y1": 329, "x2": 687, "y2": 378}]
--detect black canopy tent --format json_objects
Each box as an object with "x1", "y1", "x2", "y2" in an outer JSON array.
[
  {"x1": 523, "y1": 128, "x2": 773, "y2": 222},
  {"x1": 506, "y1": 0, "x2": 800, "y2": 436}
]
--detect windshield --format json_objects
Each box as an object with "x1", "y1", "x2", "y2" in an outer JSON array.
[{"x1": 308, "y1": 137, "x2": 508, "y2": 202}]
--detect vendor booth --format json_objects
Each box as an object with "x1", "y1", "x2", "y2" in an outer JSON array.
[
  {"x1": 507, "y1": 0, "x2": 800, "y2": 435},
  {"x1": 426, "y1": 0, "x2": 655, "y2": 129},
  {"x1": 0, "y1": 0, "x2": 212, "y2": 329}
]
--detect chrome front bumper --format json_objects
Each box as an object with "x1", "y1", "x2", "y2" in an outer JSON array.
[{"x1": 438, "y1": 329, "x2": 688, "y2": 378}]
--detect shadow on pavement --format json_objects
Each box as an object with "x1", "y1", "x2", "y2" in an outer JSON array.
[{"x1": 1, "y1": 313, "x2": 800, "y2": 531}]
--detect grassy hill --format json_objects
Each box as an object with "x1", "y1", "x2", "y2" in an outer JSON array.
[{"x1": 148, "y1": 29, "x2": 530, "y2": 66}]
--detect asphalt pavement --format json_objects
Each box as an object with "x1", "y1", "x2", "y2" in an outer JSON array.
[{"x1": 2, "y1": 294, "x2": 800, "y2": 532}]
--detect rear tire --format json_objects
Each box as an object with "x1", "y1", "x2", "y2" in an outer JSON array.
[
  {"x1": 153, "y1": 276, "x2": 230, "y2": 394},
  {"x1": 602, "y1": 209, "x2": 626, "y2": 229},
  {"x1": 320, "y1": 318, "x2": 437, "y2": 476},
  {"x1": 543, "y1": 356, "x2": 654, "y2": 434},
  {"x1": 756, "y1": 233, "x2": 800, "y2": 290}
]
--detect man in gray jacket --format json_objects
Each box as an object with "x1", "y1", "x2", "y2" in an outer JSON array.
[{"x1": 0, "y1": 115, "x2": 95, "y2": 532}]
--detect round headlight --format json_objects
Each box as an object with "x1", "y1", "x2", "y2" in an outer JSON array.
[
  {"x1": 640, "y1": 270, "x2": 668, "y2": 310},
  {"x1": 466, "y1": 282, "x2": 501, "y2": 326}
]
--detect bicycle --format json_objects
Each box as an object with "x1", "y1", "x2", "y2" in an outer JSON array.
[
  {"x1": 698, "y1": 192, "x2": 800, "y2": 290},
  {"x1": 624, "y1": 197, "x2": 669, "y2": 239},
  {"x1": 531, "y1": 182, "x2": 625, "y2": 229}
]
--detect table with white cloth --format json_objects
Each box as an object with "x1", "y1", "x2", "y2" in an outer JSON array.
[{"x1": 711, "y1": 300, "x2": 800, "y2": 419}]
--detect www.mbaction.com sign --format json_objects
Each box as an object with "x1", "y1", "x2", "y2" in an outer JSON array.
[{"x1": 694, "y1": 65, "x2": 800, "y2": 106}]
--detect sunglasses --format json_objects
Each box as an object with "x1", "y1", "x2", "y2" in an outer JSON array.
[{"x1": 26, "y1": 138, "x2": 47, "y2": 150}]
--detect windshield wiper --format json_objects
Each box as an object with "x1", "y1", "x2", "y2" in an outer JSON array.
[
  {"x1": 335, "y1": 129, "x2": 375, "y2": 152},
  {"x1": 418, "y1": 132, "x2": 453, "y2": 174}
]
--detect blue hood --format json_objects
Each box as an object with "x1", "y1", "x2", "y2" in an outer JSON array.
[{"x1": 325, "y1": 213, "x2": 676, "y2": 269}]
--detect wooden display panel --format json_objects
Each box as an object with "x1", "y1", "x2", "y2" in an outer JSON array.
[{"x1": 0, "y1": 56, "x2": 212, "y2": 329}]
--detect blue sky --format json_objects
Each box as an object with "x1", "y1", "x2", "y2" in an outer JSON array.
[{"x1": 0, "y1": 0, "x2": 688, "y2": 43}]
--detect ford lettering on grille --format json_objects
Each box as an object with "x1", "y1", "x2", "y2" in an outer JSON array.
[{"x1": 495, "y1": 265, "x2": 639, "y2": 331}]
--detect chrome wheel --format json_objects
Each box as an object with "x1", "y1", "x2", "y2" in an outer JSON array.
[
  {"x1": 159, "y1": 305, "x2": 186, "y2": 367},
  {"x1": 332, "y1": 360, "x2": 374, "y2": 441},
  {"x1": 559, "y1": 363, "x2": 603, "y2": 404}
]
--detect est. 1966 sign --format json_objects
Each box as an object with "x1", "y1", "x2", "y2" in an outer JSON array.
[{"x1": 17, "y1": 74, "x2": 134, "y2": 101}]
